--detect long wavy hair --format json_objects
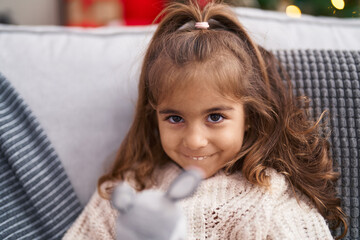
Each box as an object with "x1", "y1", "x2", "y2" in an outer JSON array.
[{"x1": 98, "y1": 0, "x2": 347, "y2": 237}]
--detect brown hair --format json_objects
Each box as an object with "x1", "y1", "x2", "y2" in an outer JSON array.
[{"x1": 98, "y1": 0, "x2": 347, "y2": 237}]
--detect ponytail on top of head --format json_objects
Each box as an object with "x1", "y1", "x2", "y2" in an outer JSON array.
[{"x1": 153, "y1": 0, "x2": 270, "y2": 91}]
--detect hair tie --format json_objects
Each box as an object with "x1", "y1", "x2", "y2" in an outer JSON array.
[{"x1": 195, "y1": 22, "x2": 209, "y2": 30}]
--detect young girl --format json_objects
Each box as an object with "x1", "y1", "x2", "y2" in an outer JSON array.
[{"x1": 64, "y1": 1, "x2": 347, "y2": 239}]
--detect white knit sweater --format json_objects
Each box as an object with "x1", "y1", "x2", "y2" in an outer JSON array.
[{"x1": 63, "y1": 163, "x2": 333, "y2": 240}]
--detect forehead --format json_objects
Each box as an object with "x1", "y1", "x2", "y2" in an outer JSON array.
[
  {"x1": 150, "y1": 56, "x2": 247, "y2": 106},
  {"x1": 157, "y1": 80, "x2": 240, "y2": 112}
]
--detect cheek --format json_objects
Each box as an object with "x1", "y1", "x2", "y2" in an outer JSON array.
[
  {"x1": 215, "y1": 123, "x2": 245, "y2": 150},
  {"x1": 158, "y1": 123, "x2": 179, "y2": 150}
]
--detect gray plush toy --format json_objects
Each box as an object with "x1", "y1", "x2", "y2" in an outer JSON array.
[{"x1": 111, "y1": 168, "x2": 203, "y2": 240}]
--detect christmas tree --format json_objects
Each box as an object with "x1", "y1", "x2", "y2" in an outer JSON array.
[
  {"x1": 292, "y1": 0, "x2": 360, "y2": 18},
  {"x1": 225, "y1": 0, "x2": 360, "y2": 18}
]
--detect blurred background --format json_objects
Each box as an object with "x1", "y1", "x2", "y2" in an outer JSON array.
[{"x1": 0, "y1": 0, "x2": 359, "y2": 26}]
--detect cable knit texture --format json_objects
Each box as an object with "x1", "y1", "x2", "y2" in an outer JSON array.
[{"x1": 63, "y1": 163, "x2": 333, "y2": 240}]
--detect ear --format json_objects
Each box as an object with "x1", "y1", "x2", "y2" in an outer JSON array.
[
  {"x1": 111, "y1": 182, "x2": 136, "y2": 213},
  {"x1": 165, "y1": 167, "x2": 204, "y2": 201}
]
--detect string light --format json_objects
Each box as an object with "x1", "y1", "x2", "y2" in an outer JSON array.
[
  {"x1": 331, "y1": 0, "x2": 345, "y2": 10},
  {"x1": 286, "y1": 5, "x2": 302, "y2": 18}
]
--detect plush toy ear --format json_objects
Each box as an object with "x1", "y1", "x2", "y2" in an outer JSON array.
[
  {"x1": 111, "y1": 182, "x2": 136, "y2": 213},
  {"x1": 165, "y1": 167, "x2": 204, "y2": 201}
]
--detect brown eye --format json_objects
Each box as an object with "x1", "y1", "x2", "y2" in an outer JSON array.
[
  {"x1": 168, "y1": 115, "x2": 184, "y2": 123},
  {"x1": 208, "y1": 114, "x2": 223, "y2": 123}
]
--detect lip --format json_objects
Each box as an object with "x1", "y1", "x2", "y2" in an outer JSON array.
[{"x1": 183, "y1": 153, "x2": 215, "y2": 161}]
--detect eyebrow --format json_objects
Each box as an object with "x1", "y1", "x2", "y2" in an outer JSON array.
[{"x1": 158, "y1": 106, "x2": 234, "y2": 115}]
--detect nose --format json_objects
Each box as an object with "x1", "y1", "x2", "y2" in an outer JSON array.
[{"x1": 183, "y1": 125, "x2": 208, "y2": 150}]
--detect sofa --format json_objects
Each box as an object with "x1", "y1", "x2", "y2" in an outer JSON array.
[{"x1": 0, "y1": 6, "x2": 359, "y2": 239}]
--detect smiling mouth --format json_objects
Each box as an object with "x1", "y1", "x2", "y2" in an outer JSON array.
[{"x1": 184, "y1": 153, "x2": 215, "y2": 161}]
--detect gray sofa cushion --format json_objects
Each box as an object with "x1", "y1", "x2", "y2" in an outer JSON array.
[
  {"x1": 275, "y1": 50, "x2": 360, "y2": 240},
  {"x1": 0, "y1": 74, "x2": 83, "y2": 240}
]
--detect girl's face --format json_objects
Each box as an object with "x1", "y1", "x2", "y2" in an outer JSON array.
[{"x1": 156, "y1": 82, "x2": 246, "y2": 178}]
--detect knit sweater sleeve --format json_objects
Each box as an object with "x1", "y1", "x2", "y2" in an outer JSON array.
[
  {"x1": 267, "y1": 192, "x2": 334, "y2": 239},
  {"x1": 62, "y1": 191, "x2": 117, "y2": 240},
  {"x1": 265, "y1": 169, "x2": 333, "y2": 240},
  {"x1": 229, "y1": 169, "x2": 334, "y2": 240}
]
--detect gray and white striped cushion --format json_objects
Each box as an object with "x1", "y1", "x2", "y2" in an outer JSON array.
[{"x1": 0, "y1": 73, "x2": 83, "y2": 240}]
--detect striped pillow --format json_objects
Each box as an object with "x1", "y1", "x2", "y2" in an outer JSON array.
[{"x1": 0, "y1": 73, "x2": 83, "y2": 240}]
